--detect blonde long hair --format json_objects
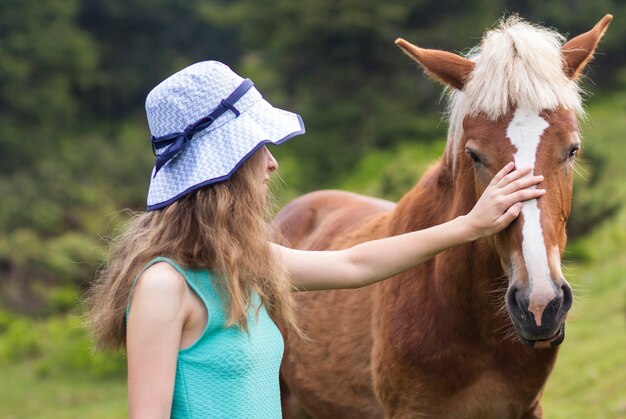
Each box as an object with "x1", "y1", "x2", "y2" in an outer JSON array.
[{"x1": 86, "y1": 149, "x2": 299, "y2": 350}]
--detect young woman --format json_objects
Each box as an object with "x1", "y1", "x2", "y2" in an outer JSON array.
[{"x1": 86, "y1": 61, "x2": 545, "y2": 418}]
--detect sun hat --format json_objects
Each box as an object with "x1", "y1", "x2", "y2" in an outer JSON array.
[{"x1": 145, "y1": 61, "x2": 305, "y2": 210}]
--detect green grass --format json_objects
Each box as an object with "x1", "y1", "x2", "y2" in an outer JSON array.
[
  {"x1": 543, "y1": 254, "x2": 626, "y2": 418},
  {"x1": 0, "y1": 313, "x2": 127, "y2": 418},
  {"x1": 0, "y1": 361, "x2": 126, "y2": 418}
]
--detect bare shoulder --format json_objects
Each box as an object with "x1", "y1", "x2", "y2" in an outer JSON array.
[
  {"x1": 136, "y1": 262, "x2": 186, "y2": 293},
  {"x1": 130, "y1": 262, "x2": 188, "y2": 322},
  {"x1": 126, "y1": 262, "x2": 188, "y2": 368}
]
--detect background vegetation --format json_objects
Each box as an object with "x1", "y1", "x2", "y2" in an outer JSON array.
[{"x1": 0, "y1": 0, "x2": 624, "y2": 417}]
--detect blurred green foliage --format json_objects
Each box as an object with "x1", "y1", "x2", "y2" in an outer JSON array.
[
  {"x1": 0, "y1": 0, "x2": 623, "y2": 315},
  {"x1": 0, "y1": 0, "x2": 624, "y2": 313},
  {"x1": 0, "y1": 310, "x2": 125, "y2": 378}
]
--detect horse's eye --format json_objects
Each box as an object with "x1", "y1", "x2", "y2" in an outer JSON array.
[
  {"x1": 568, "y1": 144, "x2": 580, "y2": 158},
  {"x1": 466, "y1": 148, "x2": 482, "y2": 164}
]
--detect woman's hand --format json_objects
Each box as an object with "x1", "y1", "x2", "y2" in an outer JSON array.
[{"x1": 464, "y1": 162, "x2": 545, "y2": 240}]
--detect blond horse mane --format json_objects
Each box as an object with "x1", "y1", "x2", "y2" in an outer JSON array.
[{"x1": 445, "y1": 16, "x2": 585, "y2": 168}]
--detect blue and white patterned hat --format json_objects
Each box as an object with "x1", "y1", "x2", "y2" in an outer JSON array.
[{"x1": 145, "y1": 61, "x2": 305, "y2": 210}]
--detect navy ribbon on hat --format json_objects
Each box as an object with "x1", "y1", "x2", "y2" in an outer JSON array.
[{"x1": 151, "y1": 78, "x2": 254, "y2": 177}]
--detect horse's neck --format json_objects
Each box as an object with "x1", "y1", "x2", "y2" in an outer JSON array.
[
  {"x1": 388, "y1": 159, "x2": 471, "y2": 235},
  {"x1": 387, "y1": 160, "x2": 508, "y2": 330}
]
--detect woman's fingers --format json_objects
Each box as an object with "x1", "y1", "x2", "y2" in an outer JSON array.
[
  {"x1": 471, "y1": 163, "x2": 548, "y2": 237},
  {"x1": 503, "y1": 189, "x2": 546, "y2": 208},
  {"x1": 496, "y1": 202, "x2": 524, "y2": 227},
  {"x1": 496, "y1": 166, "x2": 533, "y2": 188},
  {"x1": 501, "y1": 174, "x2": 544, "y2": 195},
  {"x1": 490, "y1": 162, "x2": 515, "y2": 186}
]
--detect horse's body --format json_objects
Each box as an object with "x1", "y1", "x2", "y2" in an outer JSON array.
[
  {"x1": 279, "y1": 171, "x2": 556, "y2": 418},
  {"x1": 277, "y1": 16, "x2": 612, "y2": 419}
]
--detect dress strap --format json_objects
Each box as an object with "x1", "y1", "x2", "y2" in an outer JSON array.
[{"x1": 125, "y1": 256, "x2": 188, "y2": 322}]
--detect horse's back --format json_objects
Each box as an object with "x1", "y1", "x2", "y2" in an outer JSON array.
[
  {"x1": 276, "y1": 190, "x2": 394, "y2": 418},
  {"x1": 275, "y1": 189, "x2": 395, "y2": 251}
]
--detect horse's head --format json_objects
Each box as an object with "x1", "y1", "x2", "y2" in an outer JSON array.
[{"x1": 397, "y1": 15, "x2": 612, "y2": 348}]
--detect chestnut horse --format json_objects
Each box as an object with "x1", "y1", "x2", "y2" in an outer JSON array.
[{"x1": 276, "y1": 15, "x2": 612, "y2": 418}]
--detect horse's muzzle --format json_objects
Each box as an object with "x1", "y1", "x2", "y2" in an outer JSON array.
[{"x1": 506, "y1": 282, "x2": 573, "y2": 348}]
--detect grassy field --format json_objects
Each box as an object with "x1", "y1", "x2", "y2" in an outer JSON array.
[
  {"x1": 543, "y1": 250, "x2": 626, "y2": 417},
  {"x1": 0, "y1": 362, "x2": 127, "y2": 418}
]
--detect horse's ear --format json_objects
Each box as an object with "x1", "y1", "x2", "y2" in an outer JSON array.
[
  {"x1": 561, "y1": 14, "x2": 613, "y2": 80},
  {"x1": 395, "y1": 38, "x2": 474, "y2": 90}
]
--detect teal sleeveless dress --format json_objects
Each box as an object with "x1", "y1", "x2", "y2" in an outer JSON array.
[{"x1": 126, "y1": 257, "x2": 285, "y2": 418}]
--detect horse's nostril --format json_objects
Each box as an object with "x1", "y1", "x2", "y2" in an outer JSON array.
[
  {"x1": 505, "y1": 287, "x2": 527, "y2": 323},
  {"x1": 561, "y1": 282, "x2": 573, "y2": 313},
  {"x1": 506, "y1": 287, "x2": 518, "y2": 308}
]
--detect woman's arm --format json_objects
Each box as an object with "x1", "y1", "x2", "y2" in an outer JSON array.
[
  {"x1": 273, "y1": 163, "x2": 544, "y2": 291},
  {"x1": 126, "y1": 263, "x2": 188, "y2": 419}
]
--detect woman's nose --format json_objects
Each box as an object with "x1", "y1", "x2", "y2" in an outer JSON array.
[{"x1": 266, "y1": 148, "x2": 278, "y2": 172}]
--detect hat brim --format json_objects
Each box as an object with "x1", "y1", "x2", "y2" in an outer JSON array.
[{"x1": 147, "y1": 99, "x2": 305, "y2": 210}]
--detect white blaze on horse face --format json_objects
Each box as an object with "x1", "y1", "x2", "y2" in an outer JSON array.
[{"x1": 506, "y1": 108, "x2": 556, "y2": 327}]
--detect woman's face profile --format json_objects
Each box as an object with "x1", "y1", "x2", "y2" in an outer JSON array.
[{"x1": 262, "y1": 146, "x2": 278, "y2": 186}]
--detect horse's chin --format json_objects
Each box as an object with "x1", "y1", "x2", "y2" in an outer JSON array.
[{"x1": 518, "y1": 324, "x2": 565, "y2": 349}]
